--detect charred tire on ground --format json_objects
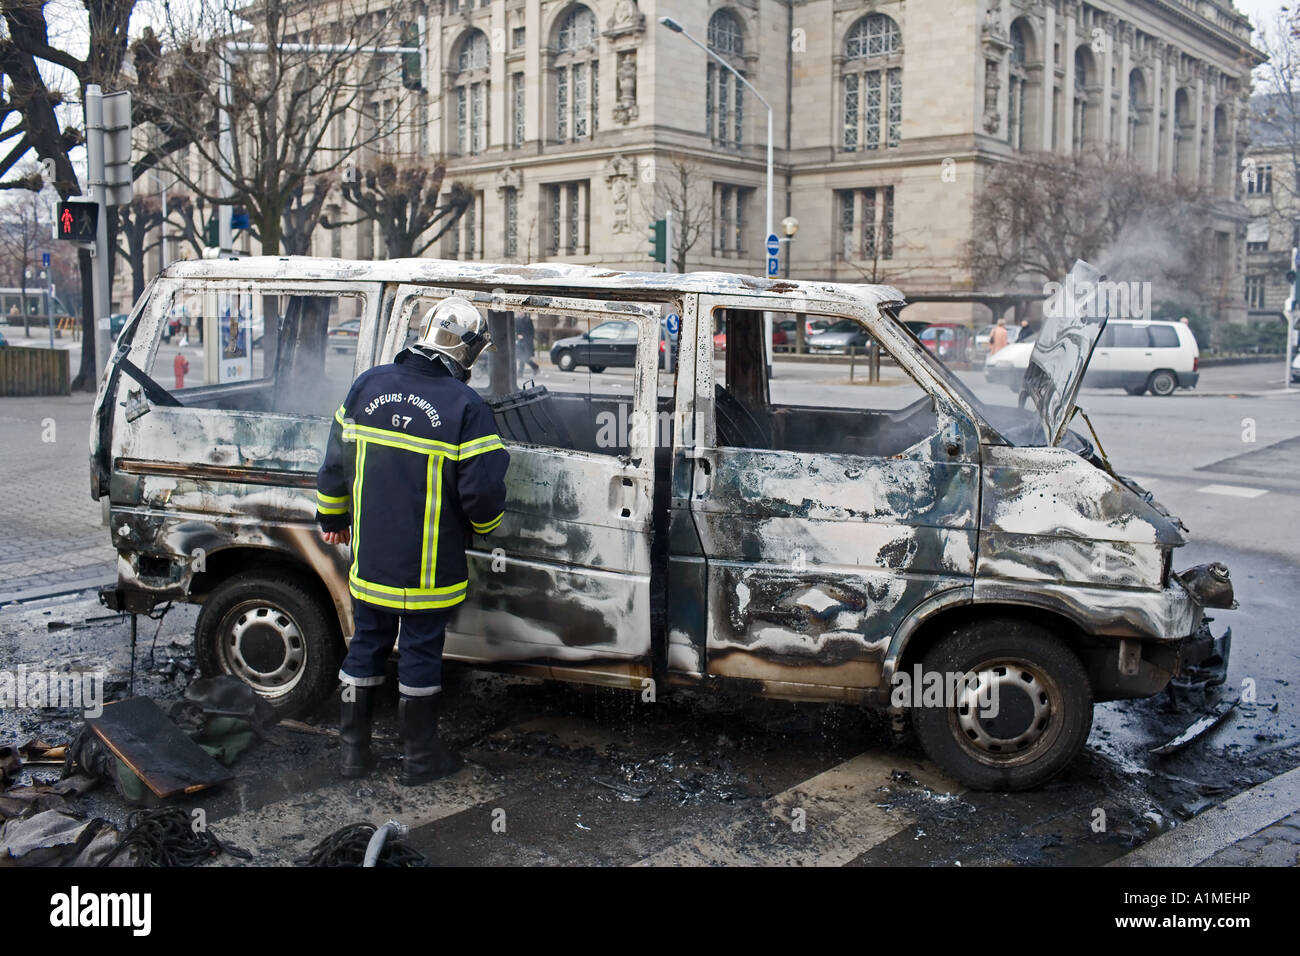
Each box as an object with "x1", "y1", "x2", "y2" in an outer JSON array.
[
  {"x1": 910, "y1": 619, "x2": 1093, "y2": 791},
  {"x1": 555, "y1": 350, "x2": 576, "y2": 371},
  {"x1": 196, "y1": 570, "x2": 341, "y2": 717},
  {"x1": 1147, "y1": 369, "x2": 1177, "y2": 396}
]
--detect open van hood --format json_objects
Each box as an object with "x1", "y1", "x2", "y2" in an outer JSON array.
[{"x1": 1019, "y1": 260, "x2": 1108, "y2": 446}]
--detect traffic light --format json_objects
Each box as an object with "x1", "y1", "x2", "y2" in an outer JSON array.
[
  {"x1": 56, "y1": 200, "x2": 98, "y2": 241},
  {"x1": 648, "y1": 218, "x2": 666, "y2": 264}
]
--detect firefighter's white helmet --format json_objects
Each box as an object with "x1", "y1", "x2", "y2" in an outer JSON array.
[{"x1": 413, "y1": 296, "x2": 494, "y2": 378}]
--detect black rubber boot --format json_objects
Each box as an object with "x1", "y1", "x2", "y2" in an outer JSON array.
[
  {"x1": 399, "y1": 693, "x2": 463, "y2": 785},
  {"x1": 339, "y1": 684, "x2": 379, "y2": 779}
]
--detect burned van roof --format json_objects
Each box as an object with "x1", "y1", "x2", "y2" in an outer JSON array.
[{"x1": 159, "y1": 256, "x2": 906, "y2": 311}]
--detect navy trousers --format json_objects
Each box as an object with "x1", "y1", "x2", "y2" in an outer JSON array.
[{"x1": 339, "y1": 600, "x2": 452, "y2": 697}]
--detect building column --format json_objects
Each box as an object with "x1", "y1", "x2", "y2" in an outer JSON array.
[
  {"x1": 1041, "y1": 1, "x2": 1056, "y2": 151},
  {"x1": 1149, "y1": 41, "x2": 1163, "y2": 174},
  {"x1": 1100, "y1": 14, "x2": 1115, "y2": 147},
  {"x1": 1193, "y1": 64, "x2": 1205, "y2": 185},
  {"x1": 1062, "y1": 1, "x2": 1077, "y2": 153},
  {"x1": 1118, "y1": 23, "x2": 1132, "y2": 154},
  {"x1": 1164, "y1": 46, "x2": 1178, "y2": 178},
  {"x1": 1205, "y1": 69, "x2": 1220, "y2": 192}
]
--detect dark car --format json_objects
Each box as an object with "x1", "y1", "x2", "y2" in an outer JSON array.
[
  {"x1": 551, "y1": 319, "x2": 676, "y2": 372},
  {"x1": 109, "y1": 313, "x2": 129, "y2": 338},
  {"x1": 328, "y1": 318, "x2": 363, "y2": 352}
]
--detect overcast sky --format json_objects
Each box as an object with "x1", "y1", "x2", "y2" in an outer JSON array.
[{"x1": 1235, "y1": 0, "x2": 1289, "y2": 36}]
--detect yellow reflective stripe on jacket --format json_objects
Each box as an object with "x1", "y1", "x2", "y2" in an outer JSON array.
[
  {"x1": 458, "y1": 434, "x2": 506, "y2": 459},
  {"x1": 335, "y1": 405, "x2": 349, "y2": 428},
  {"x1": 349, "y1": 573, "x2": 468, "y2": 611},
  {"x1": 316, "y1": 490, "x2": 350, "y2": 515},
  {"x1": 349, "y1": 441, "x2": 367, "y2": 584},
  {"x1": 471, "y1": 512, "x2": 503, "y2": 534},
  {"x1": 340, "y1": 420, "x2": 503, "y2": 461},
  {"x1": 421, "y1": 453, "x2": 444, "y2": 589}
]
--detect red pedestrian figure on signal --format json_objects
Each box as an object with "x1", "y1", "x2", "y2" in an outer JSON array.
[{"x1": 61, "y1": 208, "x2": 73, "y2": 234}]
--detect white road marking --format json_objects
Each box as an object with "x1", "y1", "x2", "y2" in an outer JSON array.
[
  {"x1": 635, "y1": 752, "x2": 961, "y2": 866},
  {"x1": 208, "y1": 765, "x2": 507, "y2": 865},
  {"x1": 1195, "y1": 483, "x2": 1268, "y2": 499}
]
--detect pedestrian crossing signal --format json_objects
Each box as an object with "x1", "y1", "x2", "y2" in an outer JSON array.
[{"x1": 57, "y1": 201, "x2": 98, "y2": 241}]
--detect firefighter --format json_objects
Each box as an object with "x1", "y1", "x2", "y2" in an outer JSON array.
[{"x1": 315, "y1": 297, "x2": 509, "y2": 785}]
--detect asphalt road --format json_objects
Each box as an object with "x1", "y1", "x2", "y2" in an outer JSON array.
[{"x1": 0, "y1": 356, "x2": 1296, "y2": 865}]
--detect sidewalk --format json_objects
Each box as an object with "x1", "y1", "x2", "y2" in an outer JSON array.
[
  {"x1": 0, "y1": 391, "x2": 116, "y2": 603},
  {"x1": 1110, "y1": 764, "x2": 1300, "y2": 867}
]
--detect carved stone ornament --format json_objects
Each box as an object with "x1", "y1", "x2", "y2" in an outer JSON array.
[
  {"x1": 495, "y1": 166, "x2": 522, "y2": 197},
  {"x1": 613, "y1": 51, "x2": 639, "y2": 125},
  {"x1": 604, "y1": 155, "x2": 635, "y2": 234},
  {"x1": 605, "y1": 0, "x2": 646, "y2": 41}
]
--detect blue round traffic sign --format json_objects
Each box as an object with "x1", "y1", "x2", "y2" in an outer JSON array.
[
  {"x1": 766, "y1": 233, "x2": 780, "y2": 257},
  {"x1": 665, "y1": 313, "x2": 680, "y2": 335}
]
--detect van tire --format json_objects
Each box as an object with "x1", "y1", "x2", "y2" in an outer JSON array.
[
  {"x1": 1124, "y1": 385, "x2": 1147, "y2": 396},
  {"x1": 910, "y1": 619, "x2": 1093, "y2": 791},
  {"x1": 196, "y1": 570, "x2": 341, "y2": 718},
  {"x1": 1147, "y1": 370, "x2": 1177, "y2": 396},
  {"x1": 555, "y1": 350, "x2": 576, "y2": 371},
  {"x1": 588, "y1": 365, "x2": 606, "y2": 374}
]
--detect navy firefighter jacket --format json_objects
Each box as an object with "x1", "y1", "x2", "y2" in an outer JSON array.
[{"x1": 315, "y1": 348, "x2": 510, "y2": 612}]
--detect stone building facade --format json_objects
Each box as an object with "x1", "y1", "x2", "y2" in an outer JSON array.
[{"x1": 120, "y1": 1, "x2": 1264, "y2": 326}]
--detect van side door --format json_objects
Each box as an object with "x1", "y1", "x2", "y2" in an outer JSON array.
[{"x1": 683, "y1": 294, "x2": 981, "y2": 701}]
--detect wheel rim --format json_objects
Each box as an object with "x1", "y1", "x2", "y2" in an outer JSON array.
[
  {"x1": 1152, "y1": 373, "x2": 1175, "y2": 395},
  {"x1": 948, "y1": 657, "x2": 1065, "y2": 769},
  {"x1": 558, "y1": 352, "x2": 573, "y2": 370},
  {"x1": 217, "y1": 601, "x2": 307, "y2": 700}
]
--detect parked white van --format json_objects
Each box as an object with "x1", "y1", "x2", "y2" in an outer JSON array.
[{"x1": 986, "y1": 319, "x2": 1199, "y2": 396}]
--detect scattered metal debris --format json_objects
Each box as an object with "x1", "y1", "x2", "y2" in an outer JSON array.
[
  {"x1": 1151, "y1": 697, "x2": 1240, "y2": 756},
  {"x1": 593, "y1": 776, "x2": 652, "y2": 800}
]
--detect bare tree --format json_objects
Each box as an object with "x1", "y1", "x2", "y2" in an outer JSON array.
[
  {"x1": 968, "y1": 147, "x2": 1214, "y2": 298},
  {"x1": 1, "y1": 0, "x2": 139, "y2": 388},
  {"x1": 133, "y1": 0, "x2": 422, "y2": 257},
  {"x1": 641, "y1": 156, "x2": 712, "y2": 272},
  {"x1": 324, "y1": 160, "x2": 470, "y2": 258},
  {"x1": 0, "y1": 178, "x2": 47, "y2": 336}
]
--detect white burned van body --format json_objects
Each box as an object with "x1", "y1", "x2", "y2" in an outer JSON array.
[{"x1": 91, "y1": 257, "x2": 1234, "y2": 790}]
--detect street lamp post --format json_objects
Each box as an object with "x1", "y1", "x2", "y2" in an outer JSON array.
[{"x1": 659, "y1": 16, "x2": 774, "y2": 366}]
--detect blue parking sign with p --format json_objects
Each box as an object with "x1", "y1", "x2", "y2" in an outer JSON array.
[{"x1": 767, "y1": 256, "x2": 780, "y2": 277}]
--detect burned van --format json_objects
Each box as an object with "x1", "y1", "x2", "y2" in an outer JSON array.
[{"x1": 91, "y1": 257, "x2": 1234, "y2": 790}]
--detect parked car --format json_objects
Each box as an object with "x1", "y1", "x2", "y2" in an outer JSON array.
[
  {"x1": 91, "y1": 257, "x2": 1234, "y2": 791},
  {"x1": 807, "y1": 318, "x2": 872, "y2": 354},
  {"x1": 110, "y1": 313, "x2": 130, "y2": 338},
  {"x1": 328, "y1": 318, "x2": 363, "y2": 352},
  {"x1": 1291, "y1": 350, "x2": 1300, "y2": 384},
  {"x1": 551, "y1": 319, "x2": 676, "y2": 371},
  {"x1": 920, "y1": 323, "x2": 973, "y2": 363},
  {"x1": 986, "y1": 319, "x2": 1199, "y2": 395}
]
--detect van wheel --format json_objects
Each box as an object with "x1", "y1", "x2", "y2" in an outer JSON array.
[
  {"x1": 1124, "y1": 385, "x2": 1147, "y2": 396},
  {"x1": 1147, "y1": 370, "x2": 1177, "y2": 396},
  {"x1": 910, "y1": 619, "x2": 1093, "y2": 791},
  {"x1": 196, "y1": 570, "x2": 341, "y2": 717},
  {"x1": 588, "y1": 365, "x2": 606, "y2": 374},
  {"x1": 555, "y1": 350, "x2": 576, "y2": 371}
]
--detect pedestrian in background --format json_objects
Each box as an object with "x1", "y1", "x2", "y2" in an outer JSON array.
[
  {"x1": 516, "y1": 313, "x2": 539, "y2": 377},
  {"x1": 989, "y1": 318, "x2": 1008, "y2": 355}
]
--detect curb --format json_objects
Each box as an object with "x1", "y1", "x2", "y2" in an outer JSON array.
[
  {"x1": 0, "y1": 576, "x2": 115, "y2": 608},
  {"x1": 1109, "y1": 764, "x2": 1300, "y2": 867}
]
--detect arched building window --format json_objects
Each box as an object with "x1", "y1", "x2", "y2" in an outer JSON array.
[
  {"x1": 1174, "y1": 88, "x2": 1194, "y2": 180},
  {"x1": 453, "y1": 30, "x2": 489, "y2": 156},
  {"x1": 1008, "y1": 20, "x2": 1029, "y2": 150},
  {"x1": 706, "y1": 9, "x2": 745, "y2": 147},
  {"x1": 553, "y1": 4, "x2": 598, "y2": 142},
  {"x1": 1128, "y1": 69, "x2": 1149, "y2": 159},
  {"x1": 841, "y1": 13, "x2": 902, "y2": 151},
  {"x1": 1073, "y1": 47, "x2": 1095, "y2": 147}
]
